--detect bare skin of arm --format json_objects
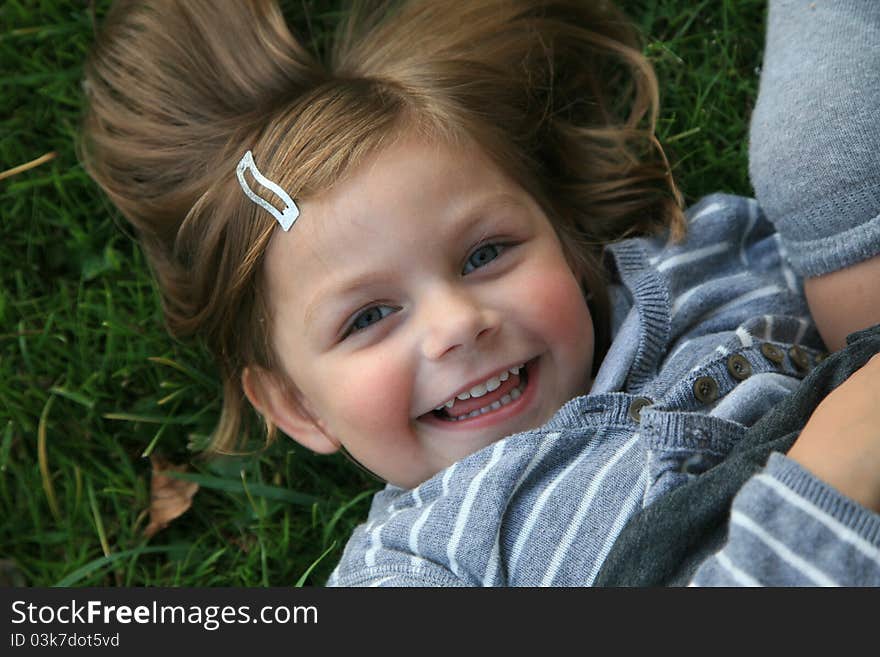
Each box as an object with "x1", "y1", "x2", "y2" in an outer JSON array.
[
  {"x1": 792, "y1": 255, "x2": 880, "y2": 509},
  {"x1": 804, "y1": 253, "x2": 880, "y2": 352},
  {"x1": 786, "y1": 353, "x2": 880, "y2": 513}
]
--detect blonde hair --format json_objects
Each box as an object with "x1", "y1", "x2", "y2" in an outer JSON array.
[{"x1": 80, "y1": 0, "x2": 684, "y2": 454}]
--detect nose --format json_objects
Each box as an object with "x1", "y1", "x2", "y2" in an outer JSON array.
[{"x1": 421, "y1": 284, "x2": 500, "y2": 360}]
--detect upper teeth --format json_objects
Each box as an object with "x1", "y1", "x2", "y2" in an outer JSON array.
[{"x1": 434, "y1": 364, "x2": 524, "y2": 410}]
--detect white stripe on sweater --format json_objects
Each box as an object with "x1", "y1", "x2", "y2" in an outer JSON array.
[
  {"x1": 763, "y1": 314, "x2": 774, "y2": 340},
  {"x1": 739, "y1": 200, "x2": 758, "y2": 266},
  {"x1": 407, "y1": 487, "x2": 424, "y2": 569},
  {"x1": 541, "y1": 434, "x2": 640, "y2": 586},
  {"x1": 585, "y1": 466, "x2": 649, "y2": 584},
  {"x1": 773, "y1": 234, "x2": 799, "y2": 292},
  {"x1": 363, "y1": 520, "x2": 379, "y2": 568},
  {"x1": 408, "y1": 466, "x2": 455, "y2": 566},
  {"x1": 482, "y1": 432, "x2": 562, "y2": 586},
  {"x1": 447, "y1": 441, "x2": 506, "y2": 579},
  {"x1": 731, "y1": 509, "x2": 838, "y2": 586},
  {"x1": 666, "y1": 337, "x2": 695, "y2": 366},
  {"x1": 409, "y1": 500, "x2": 437, "y2": 565},
  {"x1": 402, "y1": 465, "x2": 457, "y2": 567},
  {"x1": 650, "y1": 242, "x2": 730, "y2": 271},
  {"x1": 508, "y1": 441, "x2": 597, "y2": 578},
  {"x1": 365, "y1": 503, "x2": 398, "y2": 568},
  {"x1": 691, "y1": 285, "x2": 782, "y2": 325},
  {"x1": 670, "y1": 272, "x2": 752, "y2": 317},
  {"x1": 715, "y1": 551, "x2": 762, "y2": 586},
  {"x1": 691, "y1": 201, "x2": 725, "y2": 223},
  {"x1": 794, "y1": 317, "x2": 808, "y2": 345},
  {"x1": 442, "y1": 462, "x2": 456, "y2": 497}
]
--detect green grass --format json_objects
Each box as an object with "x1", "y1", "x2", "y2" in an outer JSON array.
[{"x1": 0, "y1": 0, "x2": 766, "y2": 586}]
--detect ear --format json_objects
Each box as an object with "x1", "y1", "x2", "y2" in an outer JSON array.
[{"x1": 241, "y1": 366, "x2": 340, "y2": 455}]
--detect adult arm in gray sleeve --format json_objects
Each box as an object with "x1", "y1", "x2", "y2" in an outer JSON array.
[{"x1": 749, "y1": 0, "x2": 880, "y2": 350}]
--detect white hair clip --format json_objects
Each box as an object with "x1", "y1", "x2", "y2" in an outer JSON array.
[{"x1": 235, "y1": 150, "x2": 300, "y2": 231}]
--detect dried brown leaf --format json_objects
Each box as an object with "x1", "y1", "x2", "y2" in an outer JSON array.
[{"x1": 144, "y1": 455, "x2": 199, "y2": 538}]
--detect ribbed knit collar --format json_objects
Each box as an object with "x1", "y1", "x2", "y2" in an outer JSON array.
[{"x1": 603, "y1": 239, "x2": 672, "y2": 393}]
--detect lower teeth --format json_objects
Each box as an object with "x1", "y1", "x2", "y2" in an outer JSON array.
[{"x1": 442, "y1": 369, "x2": 528, "y2": 422}]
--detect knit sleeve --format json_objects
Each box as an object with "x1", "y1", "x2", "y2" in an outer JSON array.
[
  {"x1": 325, "y1": 560, "x2": 468, "y2": 587},
  {"x1": 688, "y1": 453, "x2": 880, "y2": 586},
  {"x1": 748, "y1": 0, "x2": 880, "y2": 277}
]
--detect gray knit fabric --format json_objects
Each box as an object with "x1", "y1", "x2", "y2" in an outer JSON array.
[{"x1": 749, "y1": 0, "x2": 880, "y2": 277}]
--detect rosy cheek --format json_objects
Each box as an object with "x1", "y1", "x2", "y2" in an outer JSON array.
[
  {"x1": 516, "y1": 261, "x2": 592, "y2": 343},
  {"x1": 326, "y1": 358, "x2": 412, "y2": 434}
]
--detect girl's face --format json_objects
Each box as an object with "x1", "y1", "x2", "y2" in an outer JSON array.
[{"x1": 256, "y1": 134, "x2": 594, "y2": 488}]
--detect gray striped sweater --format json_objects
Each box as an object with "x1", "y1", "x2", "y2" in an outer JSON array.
[{"x1": 327, "y1": 194, "x2": 880, "y2": 586}]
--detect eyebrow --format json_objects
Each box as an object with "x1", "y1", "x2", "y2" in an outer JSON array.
[
  {"x1": 302, "y1": 193, "x2": 529, "y2": 331},
  {"x1": 304, "y1": 269, "x2": 394, "y2": 331}
]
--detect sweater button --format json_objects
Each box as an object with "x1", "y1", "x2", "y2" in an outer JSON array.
[
  {"x1": 693, "y1": 376, "x2": 719, "y2": 404},
  {"x1": 726, "y1": 354, "x2": 752, "y2": 381},
  {"x1": 789, "y1": 345, "x2": 809, "y2": 371},
  {"x1": 628, "y1": 397, "x2": 653, "y2": 423},
  {"x1": 760, "y1": 343, "x2": 784, "y2": 364}
]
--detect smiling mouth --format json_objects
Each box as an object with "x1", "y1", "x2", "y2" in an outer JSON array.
[
  {"x1": 417, "y1": 358, "x2": 537, "y2": 427},
  {"x1": 433, "y1": 367, "x2": 528, "y2": 421}
]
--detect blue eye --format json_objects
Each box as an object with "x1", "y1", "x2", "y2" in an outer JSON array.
[
  {"x1": 463, "y1": 243, "x2": 505, "y2": 274},
  {"x1": 346, "y1": 304, "x2": 396, "y2": 336}
]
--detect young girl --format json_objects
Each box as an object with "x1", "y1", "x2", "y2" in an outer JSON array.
[{"x1": 80, "y1": 0, "x2": 880, "y2": 586}]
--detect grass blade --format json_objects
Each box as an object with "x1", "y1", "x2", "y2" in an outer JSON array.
[
  {"x1": 295, "y1": 542, "x2": 337, "y2": 587},
  {"x1": 165, "y1": 471, "x2": 318, "y2": 506},
  {"x1": 54, "y1": 546, "x2": 188, "y2": 587},
  {"x1": 37, "y1": 395, "x2": 61, "y2": 522}
]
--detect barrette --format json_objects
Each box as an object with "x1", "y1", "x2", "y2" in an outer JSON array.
[{"x1": 235, "y1": 150, "x2": 300, "y2": 231}]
